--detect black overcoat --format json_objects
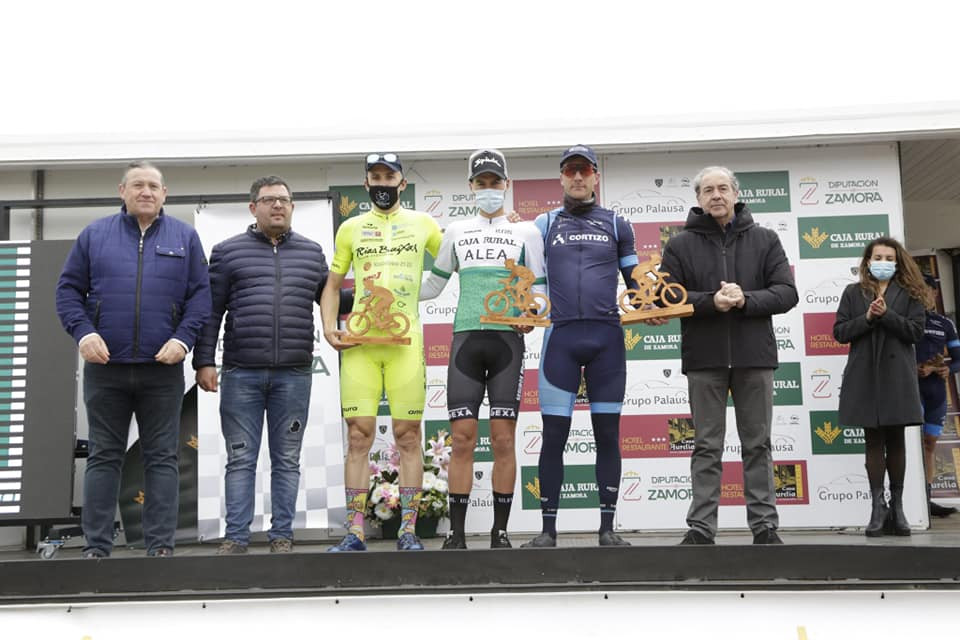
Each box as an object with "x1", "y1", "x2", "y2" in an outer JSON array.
[{"x1": 833, "y1": 281, "x2": 924, "y2": 428}]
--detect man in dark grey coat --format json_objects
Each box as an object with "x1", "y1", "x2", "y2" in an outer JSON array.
[{"x1": 660, "y1": 166, "x2": 798, "y2": 545}]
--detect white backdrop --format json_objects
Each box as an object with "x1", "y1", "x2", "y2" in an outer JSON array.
[
  {"x1": 193, "y1": 200, "x2": 345, "y2": 541},
  {"x1": 186, "y1": 144, "x2": 928, "y2": 539}
]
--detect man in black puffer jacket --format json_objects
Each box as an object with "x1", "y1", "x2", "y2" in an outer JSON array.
[
  {"x1": 659, "y1": 166, "x2": 798, "y2": 546},
  {"x1": 193, "y1": 176, "x2": 349, "y2": 554}
]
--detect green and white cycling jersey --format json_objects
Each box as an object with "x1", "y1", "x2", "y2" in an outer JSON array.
[{"x1": 420, "y1": 214, "x2": 546, "y2": 332}]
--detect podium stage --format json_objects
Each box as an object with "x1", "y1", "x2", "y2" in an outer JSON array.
[{"x1": 2, "y1": 520, "x2": 960, "y2": 605}]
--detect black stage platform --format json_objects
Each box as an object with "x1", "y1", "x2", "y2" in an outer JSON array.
[{"x1": 3, "y1": 524, "x2": 960, "y2": 604}]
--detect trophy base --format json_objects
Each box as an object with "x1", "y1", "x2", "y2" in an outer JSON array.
[
  {"x1": 620, "y1": 304, "x2": 694, "y2": 325},
  {"x1": 341, "y1": 333, "x2": 411, "y2": 345},
  {"x1": 481, "y1": 315, "x2": 551, "y2": 328}
]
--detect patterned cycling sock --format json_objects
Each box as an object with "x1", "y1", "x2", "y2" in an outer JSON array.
[
  {"x1": 345, "y1": 487, "x2": 368, "y2": 541},
  {"x1": 400, "y1": 486, "x2": 422, "y2": 535}
]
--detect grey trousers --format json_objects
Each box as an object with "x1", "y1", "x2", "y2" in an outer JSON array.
[{"x1": 685, "y1": 367, "x2": 779, "y2": 537}]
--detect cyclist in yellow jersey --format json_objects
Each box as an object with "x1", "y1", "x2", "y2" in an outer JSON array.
[{"x1": 321, "y1": 152, "x2": 442, "y2": 552}]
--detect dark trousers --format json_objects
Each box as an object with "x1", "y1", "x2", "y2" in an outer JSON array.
[
  {"x1": 82, "y1": 362, "x2": 184, "y2": 555},
  {"x1": 685, "y1": 367, "x2": 778, "y2": 537}
]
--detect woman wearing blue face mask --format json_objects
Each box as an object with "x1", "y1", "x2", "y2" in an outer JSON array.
[{"x1": 834, "y1": 237, "x2": 926, "y2": 537}]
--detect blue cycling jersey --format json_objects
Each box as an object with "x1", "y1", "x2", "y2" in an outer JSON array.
[
  {"x1": 534, "y1": 205, "x2": 638, "y2": 325},
  {"x1": 917, "y1": 311, "x2": 960, "y2": 371}
]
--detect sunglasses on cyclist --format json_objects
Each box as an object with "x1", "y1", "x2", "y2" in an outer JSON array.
[
  {"x1": 366, "y1": 153, "x2": 398, "y2": 165},
  {"x1": 561, "y1": 163, "x2": 596, "y2": 178}
]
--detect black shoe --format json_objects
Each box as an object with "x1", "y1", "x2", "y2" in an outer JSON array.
[
  {"x1": 926, "y1": 482, "x2": 957, "y2": 517},
  {"x1": 82, "y1": 549, "x2": 108, "y2": 559},
  {"x1": 521, "y1": 532, "x2": 557, "y2": 548},
  {"x1": 441, "y1": 531, "x2": 467, "y2": 550},
  {"x1": 679, "y1": 529, "x2": 714, "y2": 545},
  {"x1": 865, "y1": 489, "x2": 888, "y2": 537},
  {"x1": 599, "y1": 530, "x2": 631, "y2": 546},
  {"x1": 490, "y1": 529, "x2": 512, "y2": 549},
  {"x1": 752, "y1": 528, "x2": 783, "y2": 545},
  {"x1": 930, "y1": 501, "x2": 958, "y2": 517},
  {"x1": 885, "y1": 485, "x2": 911, "y2": 536},
  {"x1": 148, "y1": 547, "x2": 174, "y2": 557}
]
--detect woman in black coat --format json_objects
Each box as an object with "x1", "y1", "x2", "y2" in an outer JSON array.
[{"x1": 833, "y1": 237, "x2": 925, "y2": 537}]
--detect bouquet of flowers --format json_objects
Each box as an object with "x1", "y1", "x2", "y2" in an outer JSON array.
[{"x1": 366, "y1": 429, "x2": 451, "y2": 524}]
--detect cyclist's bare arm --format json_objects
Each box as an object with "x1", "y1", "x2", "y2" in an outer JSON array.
[{"x1": 321, "y1": 271, "x2": 354, "y2": 350}]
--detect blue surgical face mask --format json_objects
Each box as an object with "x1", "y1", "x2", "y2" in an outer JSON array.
[
  {"x1": 474, "y1": 188, "x2": 505, "y2": 214},
  {"x1": 869, "y1": 260, "x2": 896, "y2": 281}
]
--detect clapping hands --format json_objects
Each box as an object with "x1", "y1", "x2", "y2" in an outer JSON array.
[
  {"x1": 866, "y1": 295, "x2": 887, "y2": 321},
  {"x1": 714, "y1": 281, "x2": 745, "y2": 312}
]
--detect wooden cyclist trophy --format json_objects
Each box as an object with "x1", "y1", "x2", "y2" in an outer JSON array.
[
  {"x1": 619, "y1": 253, "x2": 694, "y2": 325},
  {"x1": 341, "y1": 272, "x2": 412, "y2": 345},
  {"x1": 480, "y1": 258, "x2": 551, "y2": 328}
]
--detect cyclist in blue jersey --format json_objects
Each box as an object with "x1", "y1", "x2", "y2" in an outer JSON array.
[
  {"x1": 522, "y1": 145, "x2": 639, "y2": 548},
  {"x1": 917, "y1": 274, "x2": 960, "y2": 517}
]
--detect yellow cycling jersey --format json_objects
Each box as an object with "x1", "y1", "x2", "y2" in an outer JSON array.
[{"x1": 331, "y1": 207, "x2": 442, "y2": 323}]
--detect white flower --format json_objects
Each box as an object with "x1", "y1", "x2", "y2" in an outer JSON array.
[
  {"x1": 374, "y1": 502, "x2": 396, "y2": 521},
  {"x1": 434, "y1": 479, "x2": 448, "y2": 494},
  {"x1": 370, "y1": 483, "x2": 385, "y2": 504},
  {"x1": 422, "y1": 472, "x2": 437, "y2": 491}
]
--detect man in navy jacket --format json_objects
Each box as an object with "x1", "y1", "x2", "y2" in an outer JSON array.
[
  {"x1": 193, "y1": 176, "x2": 346, "y2": 554},
  {"x1": 56, "y1": 161, "x2": 211, "y2": 558}
]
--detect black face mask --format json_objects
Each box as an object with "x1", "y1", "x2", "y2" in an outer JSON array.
[{"x1": 368, "y1": 184, "x2": 400, "y2": 210}]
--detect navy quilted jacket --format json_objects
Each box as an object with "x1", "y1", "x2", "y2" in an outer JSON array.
[
  {"x1": 56, "y1": 209, "x2": 212, "y2": 363},
  {"x1": 193, "y1": 225, "x2": 345, "y2": 369}
]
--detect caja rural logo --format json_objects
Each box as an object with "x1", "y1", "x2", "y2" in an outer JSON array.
[
  {"x1": 521, "y1": 465, "x2": 599, "y2": 509},
  {"x1": 809, "y1": 411, "x2": 864, "y2": 454},
  {"x1": 798, "y1": 215, "x2": 888, "y2": 259},
  {"x1": 624, "y1": 320, "x2": 681, "y2": 360},
  {"x1": 736, "y1": 171, "x2": 790, "y2": 213}
]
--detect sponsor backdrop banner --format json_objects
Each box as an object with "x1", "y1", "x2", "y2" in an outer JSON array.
[
  {"x1": 194, "y1": 201, "x2": 345, "y2": 541},
  {"x1": 326, "y1": 144, "x2": 927, "y2": 535}
]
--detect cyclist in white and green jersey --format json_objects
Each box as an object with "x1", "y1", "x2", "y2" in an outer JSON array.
[{"x1": 419, "y1": 149, "x2": 546, "y2": 549}]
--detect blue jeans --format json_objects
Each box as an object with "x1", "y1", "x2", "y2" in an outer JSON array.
[
  {"x1": 219, "y1": 366, "x2": 312, "y2": 544},
  {"x1": 83, "y1": 362, "x2": 185, "y2": 556}
]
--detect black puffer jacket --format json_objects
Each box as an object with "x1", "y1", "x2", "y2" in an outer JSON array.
[
  {"x1": 193, "y1": 225, "x2": 348, "y2": 369},
  {"x1": 660, "y1": 203, "x2": 798, "y2": 372}
]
